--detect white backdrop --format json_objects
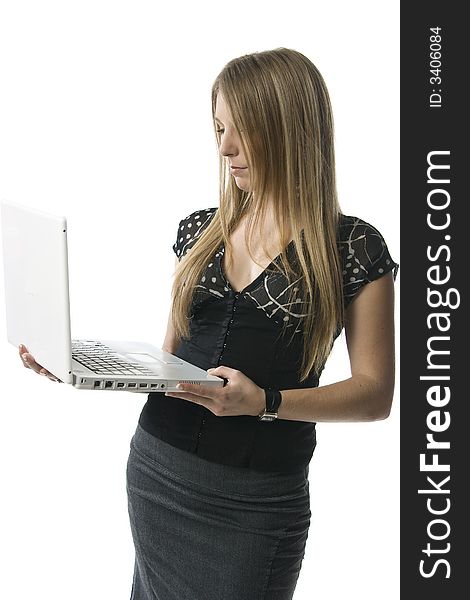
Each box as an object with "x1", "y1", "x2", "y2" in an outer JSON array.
[{"x1": 0, "y1": 1, "x2": 400, "y2": 598}]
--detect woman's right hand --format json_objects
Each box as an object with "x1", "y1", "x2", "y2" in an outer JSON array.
[{"x1": 18, "y1": 344, "x2": 62, "y2": 382}]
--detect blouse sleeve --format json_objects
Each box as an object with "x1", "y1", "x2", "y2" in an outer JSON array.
[
  {"x1": 172, "y1": 207, "x2": 218, "y2": 260},
  {"x1": 340, "y1": 216, "x2": 399, "y2": 308}
]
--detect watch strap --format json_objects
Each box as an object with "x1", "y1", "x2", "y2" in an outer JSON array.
[
  {"x1": 258, "y1": 389, "x2": 282, "y2": 421},
  {"x1": 266, "y1": 388, "x2": 282, "y2": 412}
]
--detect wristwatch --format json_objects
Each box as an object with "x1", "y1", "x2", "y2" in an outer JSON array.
[{"x1": 258, "y1": 389, "x2": 283, "y2": 422}]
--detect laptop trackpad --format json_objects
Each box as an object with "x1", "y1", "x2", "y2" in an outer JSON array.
[{"x1": 125, "y1": 352, "x2": 182, "y2": 365}]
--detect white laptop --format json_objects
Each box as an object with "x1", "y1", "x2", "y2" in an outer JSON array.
[{"x1": 1, "y1": 200, "x2": 224, "y2": 392}]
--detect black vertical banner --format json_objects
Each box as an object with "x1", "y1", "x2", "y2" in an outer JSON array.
[{"x1": 401, "y1": 2, "x2": 467, "y2": 598}]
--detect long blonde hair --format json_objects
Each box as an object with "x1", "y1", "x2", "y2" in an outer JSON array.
[{"x1": 171, "y1": 48, "x2": 344, "y2": 382}]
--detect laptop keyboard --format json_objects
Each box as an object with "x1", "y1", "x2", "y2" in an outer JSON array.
[{"x1": 71, "y1": 340, "x2": 154, "y2": 375}]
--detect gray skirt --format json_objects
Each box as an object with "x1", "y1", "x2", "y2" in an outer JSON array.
[{"x1": 126, "y1": 423, "x2": 311, "y2": 600}]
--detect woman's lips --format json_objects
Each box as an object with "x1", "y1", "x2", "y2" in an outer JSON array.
[{"x1": 230, "y1": 166, "x2": 247, "y2": 173}]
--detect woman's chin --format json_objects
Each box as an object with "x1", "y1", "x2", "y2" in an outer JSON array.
[{"x1": 234, "y1": 181, "x2": 251, "y2": 192}]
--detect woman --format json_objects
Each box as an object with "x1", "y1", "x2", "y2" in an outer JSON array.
[{"x1": 20, "y1": 48, "x2": 398, "y2": 600}]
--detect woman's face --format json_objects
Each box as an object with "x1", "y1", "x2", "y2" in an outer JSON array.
[{"x1": 215, "y1": 93, "x2": 251, "y2": 192}]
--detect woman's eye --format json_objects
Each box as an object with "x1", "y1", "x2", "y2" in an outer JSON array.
[{"x1": 216, "y1": 128, "x2": 225, "y2": 134}]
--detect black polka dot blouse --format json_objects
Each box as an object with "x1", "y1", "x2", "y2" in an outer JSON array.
[{"x1": 139, "y1": 208, "x2": 399, "y2": 473}]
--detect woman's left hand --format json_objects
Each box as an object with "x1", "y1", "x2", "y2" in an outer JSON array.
[{"x1": 165, "y1": 365, "x2": 265, "y2": 417}]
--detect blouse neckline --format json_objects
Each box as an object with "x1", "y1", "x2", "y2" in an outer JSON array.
[{"x1": 217, "y1": 239, "x2": 297, "y2": 295}]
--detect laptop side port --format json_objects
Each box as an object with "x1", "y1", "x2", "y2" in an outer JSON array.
[
  {"x1": 128, "y1": 383, "x2": 137, "y2": 388},
  {"x1": 94, "y1": 381, "x2": 102, "y2": 388},
  {"x1": 139, "y1": 383, "x2": 148, "y2": 388},
  {"x1": 117, "y1": 382, "x2": 125, "y2": 388},
  {"x1": 105, "y1": 381, "x2": 113, "y2": 389}
]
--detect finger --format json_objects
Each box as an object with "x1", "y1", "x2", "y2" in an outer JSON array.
[
  {"x1": 207, "y1": 366, "x2": 237, "y2": 380},
  {"x1": 29, "y1": 358, "x2": 50, "y2": 376},
  {"x1": 21, "y1": 353, "x2": 34, "y2": 369},
  {"x1": 165, "y1": 390, "x2": 214, "y2": 409},
  {"x1": 39, "y1": 368, "x2": 60, "y2": 382},
  {"x1": 165, "y1": 390, "x2": 204, "y2": 401},
  {"x1": 175, "y1": 383, "x2": 220, "y2": 399},
  {"x1": 19, "y1": 345, "x2": 33, "y2": 364},
  {"x1": 27, "y1": 357, "x2": 43, "y2": 373}
]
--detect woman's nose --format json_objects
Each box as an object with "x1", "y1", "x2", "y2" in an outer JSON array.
[
  {"x1": 219, "y1": 138, "x2": 233, "y2": 157},
  {"x1": 219, "y1": 130, "x2": 239, "y2": 157}
]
